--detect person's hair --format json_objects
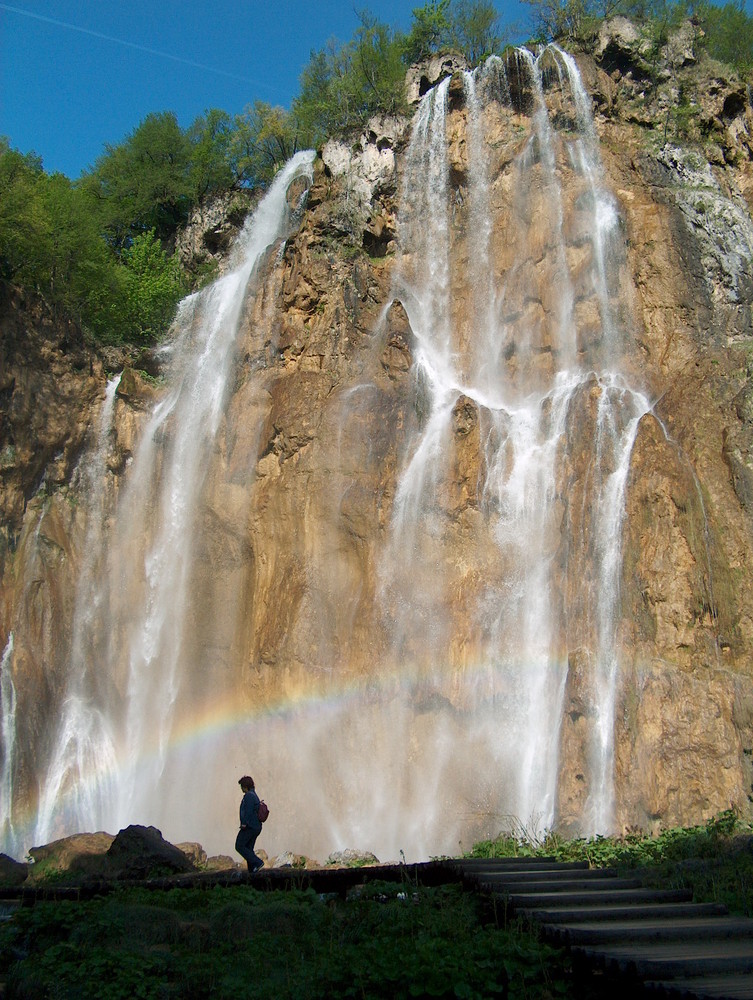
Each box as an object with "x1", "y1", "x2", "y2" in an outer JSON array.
[{"x1": 239, "y1": 775, "x2": 255, "y2": 791}]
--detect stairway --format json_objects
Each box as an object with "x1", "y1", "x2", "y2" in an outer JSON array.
[{"x1": 453, "y1": 857, "x2": 753, "y2": 999}]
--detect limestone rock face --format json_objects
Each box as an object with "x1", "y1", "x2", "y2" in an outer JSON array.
[
  {"x1": 0, "y1": 285, "x2": 103, "y2": 536},
  {"x1": 3, "y1": 33, "x2": 753, "y2": 861},
  {"x1": 405, "y1": 52, "x2": 469, "y2": 104},
  {"x1": 175, "y1": 189, "x2": 256, "y2": 279}
]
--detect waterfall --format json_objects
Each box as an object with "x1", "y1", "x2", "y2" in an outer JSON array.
[
  {"x1": 27, "y1": 152, "x2": 315, "y2": 850},
  {"x1": 33, "y1": 376, "x2": 120, "y2": 846},
  {"x1": 378, "y1": 48, "x2": 650, "y2": 842},
  {"x1": 0, "y1": 633, "x2": 18, "y2": 855},
  {"x1": 2, "y1": 51, "x2": 655, "y2": 862}
]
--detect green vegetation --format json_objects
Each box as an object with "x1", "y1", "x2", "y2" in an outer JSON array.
[
  {"x1": 2, "y1": 0, "x2": 752, "y2": 348},
  {"x1": 523, "y1": 0, "x2": 753, "y2": 69},
  {"x1": 468, "y1": 809, "x2": 753, "y2": 915},
  {"x1": 402, "y1": 0, "x2": 503, "y2": 65},
  {"x1": 698, "y1": 0, "x2": 753, "y2": 69},
  {"x1": 0, "y1": 882, "x2": 572, "y2": 1000}
]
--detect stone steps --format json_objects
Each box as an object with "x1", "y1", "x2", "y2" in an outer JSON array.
[
  {"x1": 454, "y1": 858, "x2": 753, "y2": 999},
  {"x1": 543, "y1": 916, "x2": 753, "y2": 945},
  {"x1": 644, "y1": 974, "x2": 753, "y2": 998}
]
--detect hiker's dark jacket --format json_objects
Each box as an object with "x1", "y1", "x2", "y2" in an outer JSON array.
[{"x1": 240, "y1": 789, "x2": 262, "y2": 834}]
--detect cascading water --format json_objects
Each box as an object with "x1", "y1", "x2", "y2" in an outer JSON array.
[
  {"x1": 378, "y1": 47, "x2": 651, "y2": 842},
  {"x1": 0, "y1": 50, "x2": 659, "y2": 862},
  {"x1": 0, "y1": 633, "x2": 17, "y2": 854},
  {"x1": 34, "y1": 376, "x2": 120, "y2": 846},
  {"x1": 0, "y1": 152, "x2": 316, "y2": 855}
]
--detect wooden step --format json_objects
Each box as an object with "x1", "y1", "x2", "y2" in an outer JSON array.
[
  {"x1": 573, "y1": 939, "x2": 753, "y2": 978},
  {"x1": 468, "y1": 866, "x2": 623, "y2": 883},
  {"x1": 499, "y1": 887, "x2": 694, "y2": 908},
  {"x1": 453, "y1": 857, "x2": 588, "y2": 870},
  {"x1": 479, "y1": 875, "x2": 643, "y2": 892},
  {"x1": 542, "y1": 916, "x2": 753, "y2": 946},
  {"x1": 644, "y1": 973, "x2": 753, "y2": 999},
  {"x1": 520, "y1": 901, "x2": 729, "y2": 924}
]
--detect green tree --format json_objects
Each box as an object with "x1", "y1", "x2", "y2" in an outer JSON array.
[
  {"x1": 450, "y1": 0, "x2": 503, "y2": 62},
  {"x1": 187, "y1": 108, "x2": 236, "y2": 202},
  {"x1": 230, "y1": 101, "x2": 303, "y2": 187},
  {"x1": 0, "y1": 140, "x2": 127, "y2": 340},
  {"x1": 34, "y1": 173, "x2": 129, "y2": 339},
  {"x1": 293, "y1": 15, "x2": 406, "y2": 143},
  {"x1": 696, "y1": 0, "x2": 753, "y2": 69},
  {"x1": 522, "y1": 0, "x2": 590, "y2": 40},
  {"x1": 122, "y1": 229, "x2": 185, "y2": 341},
  {"x1": 0, "y1": 140, "x2": 46, "y2": 283},
  {"x1": 355, "y1": 13, "x2": 409, "y2": 116},
  {"x1": 403, "y1": 0, "x2": 453, "y2": 62},
  {"x1": 80, "y1": 111, "x2": 193, "y2": 251}
]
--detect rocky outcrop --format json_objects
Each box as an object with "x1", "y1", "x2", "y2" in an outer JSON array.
[
  {"x1": 175, "y1": 188, "x2": 256, "y2": 281},
  {"x1": 405, "y1": 52, "x2": 469, "y2": 103},
  {"x1": 318, "y1": 114, "x2": 406, "y2": 256},
  {"x1": 0, "y1": 285, "x2": 103, "y2": 540}
]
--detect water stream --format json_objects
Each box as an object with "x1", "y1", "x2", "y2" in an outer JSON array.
[
  {"x1": 379, "y1": 48, "x2": 651, "y2": 839},
  {"x1": 0, "y1": 634, "x2": 17, "y2": 853}
]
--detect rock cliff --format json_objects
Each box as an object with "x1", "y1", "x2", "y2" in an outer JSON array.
[{"x1": 2, "y1": 22, "x2": 753, "y2": 860}]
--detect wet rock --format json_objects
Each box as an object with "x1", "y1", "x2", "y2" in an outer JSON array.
[
  {"x1": 381, "y1": 300, "x2": 415, "y2": 379},
  {"x1": 116, "y1": 366, "x2": 163, "y2": 410},
  {"x1": 448, "y1": 71, "x2": 466, "y2": 112},
  {"x1": 0, "y1": 285, "x2": 102, "y2": 533}
]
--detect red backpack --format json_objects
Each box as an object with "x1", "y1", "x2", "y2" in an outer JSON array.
[{"x1": 258, "y1": 800, "x2": 270, "y2": 823}]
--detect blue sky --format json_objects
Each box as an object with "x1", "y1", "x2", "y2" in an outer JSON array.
[
  {"x1": 3, "y1": 1, "x2": 752, "y2": 180},
  {"x1": 0, "y1": 0, "x2": 531, "y2": 179}
]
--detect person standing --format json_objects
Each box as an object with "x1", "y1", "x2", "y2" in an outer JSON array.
[{"x1": 235, "y1": 775, "x2": 264, "y2": 873}]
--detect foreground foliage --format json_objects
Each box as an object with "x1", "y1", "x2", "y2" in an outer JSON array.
[
  {"x1": 0, "y1": 882, "x2": 572, "y2": 1000},
  {"x1": 468, "y1": 809, "x2": 753, "y2": 915}
]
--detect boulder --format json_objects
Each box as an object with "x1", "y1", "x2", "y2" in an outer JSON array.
[
  {"x1": 271, "y1": 851, "x2": 315, "y2": 869},
  {"x1": 326, "y1": 849, "x2": 380, "y2": 867},
  {"x1": 27, "y1": 832, "x2": 114, "y2": 880},
  {"x1": 204, "y1": 854, "x2": 240, "y2": 872},
  {"x1": 105, "y1": 825, "x2": 195, "y2": 879},
  {"x1": 176, "y1": 841, "x2": 207, "y2": 867},
  {"x1": 0, "y1": 853, "x2": 28, "y2": 885}
]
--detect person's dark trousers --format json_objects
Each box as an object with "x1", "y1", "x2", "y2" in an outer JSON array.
[{"x1": 235, "y1": 826, "x2": 262, "y2": 871}]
